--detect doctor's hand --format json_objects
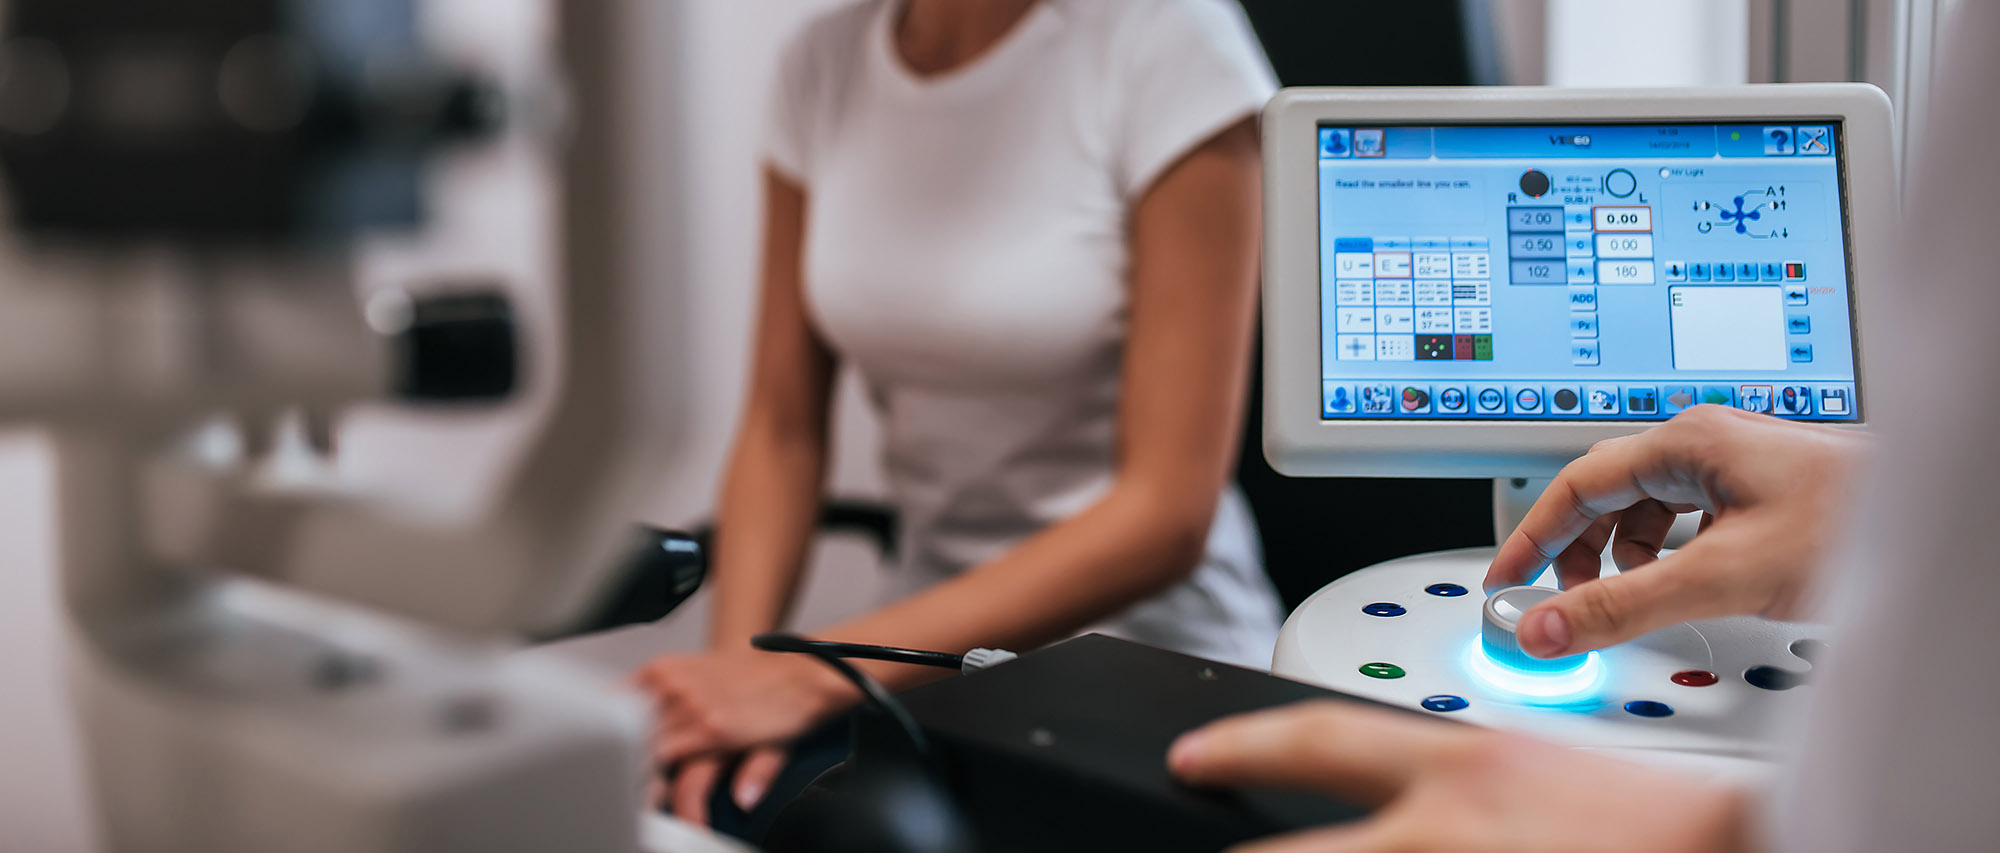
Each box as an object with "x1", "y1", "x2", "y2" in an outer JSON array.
[
  {"x1": 1483, "y1": 404, "x2": 1867, "y2": 659},
  {"x1": 1169, "y1": 701, "x2": 1748, "y2": 852},
  {"x1": 630, "y1": 648, "x2": 857, "y2": 825}
]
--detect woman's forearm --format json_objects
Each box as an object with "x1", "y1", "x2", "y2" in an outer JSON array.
[
  {"x1": 818, "y1": 483, "x2": 1215, "y2": 689},
  {"x1": 707, "y1": 170, "x2": 836, "y2": 652},
  {"x1": 706, "y1": 414, "x2": 831, "y2": 651}
]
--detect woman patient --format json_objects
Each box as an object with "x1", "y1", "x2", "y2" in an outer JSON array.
[{"x1": 634, "y1": 0, "x2": 1280, "y2": 831}]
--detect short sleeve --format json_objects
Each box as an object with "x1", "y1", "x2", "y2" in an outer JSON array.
[
  {"x1": 762, "y1": 25, "x2": 818, "y2": 184},
  {"x1": 1109, "y1": 0, "x2": 1278, "y2": 200}
]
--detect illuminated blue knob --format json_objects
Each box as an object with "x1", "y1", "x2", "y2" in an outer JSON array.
[{"x1": 1482, "y1": 586, "x2": 1588, "y2": 673}]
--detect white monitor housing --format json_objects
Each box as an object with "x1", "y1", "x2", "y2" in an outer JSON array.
[{"x1": 1262, "y1": 85, "x2": 1892, "y2": 477}]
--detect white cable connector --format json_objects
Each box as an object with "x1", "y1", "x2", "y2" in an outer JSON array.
[{"x1": 960, "y1": 647, "x2": 1018, "y2": 673}]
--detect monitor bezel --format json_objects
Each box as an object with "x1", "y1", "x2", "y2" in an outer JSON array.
[{"x1": 1263, "y1": 84, "x2": 1894, "y2": 478}]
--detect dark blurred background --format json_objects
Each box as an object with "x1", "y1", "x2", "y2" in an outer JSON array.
[{"x1": 1230, "y1": 0, "x2": 1496, "y2": 610}]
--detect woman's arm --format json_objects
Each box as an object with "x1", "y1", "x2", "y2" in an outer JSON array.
[
  {"x1": 704, "y1": 169, "x2": 840, "y2": 651},
  {"x1": 818, "y1": 118, "x2": 1264, "y2": 685},
  {"x1": 634, "y1": 170, "x2": 853, "y2": 823},
  {"x1": 641, "y1": 125, "x2": 1264, "y2": 822}
]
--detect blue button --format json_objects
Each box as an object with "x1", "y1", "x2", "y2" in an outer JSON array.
[
  {"x1": 1362, "y1": 602, "x2": 1406, "y2": 617},
  {"x1": 1624, "y1": 700, "x2": 1675, "y2": 718},
  {"x1": 1571, "y1": 343, "x2": 1600, "y2": 366},
  {"x1": 1626, "y1": 386, "x2": 1659, "y2": 415},
  {"x1": 1321, "y1": 129, "x2": 1353, "y2": 158},
  {"x1": 1661, "y1": 385, "x2": 1697, "y2": 414},
  {"x1": 1797, "y1": 126, "x2": 1831, "y2": 155},
  {"x1": 1787, "y1": 314, "x2": 1812, "y2": 334},
  {"x1": 1790, "y1": 344, "x2": 1814, "y2": 363},
  {"x1": 1711, "y1": 263, "x2": 1734, "y2": 282},
  {"x1": 1776, "y1": 384, "x2": 1813, "y2": 415},
  {"x1": 1421, "y1": 694, "x2": 1469, "y2": 713},
  {"x1": 1785, "y1": 285, "x2": 1809, "y2": 306},
  {"x1": 1425, "y1": 583, "x2": 1469, "y2": 597},
  {"x1": 1760, "y1": 262, "x2": 1783, "y2": 280},
  {"x1": 1764, "y1": 126, "x2": 1797, "y2": 155},
  {"x1": 1687, "y1": 262, "x2": 1711, "y2": 281},
  {"x1": 1736, "y1": 262, "x2": 1760, "y2": 281}
]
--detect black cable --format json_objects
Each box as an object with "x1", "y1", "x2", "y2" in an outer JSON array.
[
  {"x1": 751, "y1": 633, "x2": 965, "y2": 670},
  {"x1": 751, "y1": 632, "x2": 936, "y2": 760}
]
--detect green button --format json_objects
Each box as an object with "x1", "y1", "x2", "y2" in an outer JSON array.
[{"x1": 1359, "y1": 662, "x2": 1406, "y2": 679}]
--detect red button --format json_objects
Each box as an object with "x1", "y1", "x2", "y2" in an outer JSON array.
[{"x1": 1671, "y1": 670, "x2": 1719, "y2": 687}]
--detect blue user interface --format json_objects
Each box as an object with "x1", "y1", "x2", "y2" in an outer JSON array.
[{"x1": 1316, "y1": 123, "x2": 1859, "y2": 422}]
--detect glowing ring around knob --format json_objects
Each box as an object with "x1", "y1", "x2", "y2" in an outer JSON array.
[{"x1": 1463, "y1": 636, "x2": 1605, "y2": 704}]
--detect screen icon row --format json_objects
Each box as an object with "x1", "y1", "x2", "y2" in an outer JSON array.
[
  {"x1": 1325, "y1": 382, "x2": 1855, "y2": 419},
  {"x1": 1763, "y1": 126, "x2": 1832, "y2": 156},
  {"x1": 1320, "y1": 128, "x2": 1385, "y2": 158}
]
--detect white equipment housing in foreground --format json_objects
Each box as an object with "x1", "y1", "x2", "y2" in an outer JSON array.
[{"x1": 2, "y1": 1, "x2": 707, "y2": 850}]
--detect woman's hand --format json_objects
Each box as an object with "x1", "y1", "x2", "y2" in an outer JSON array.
[
  {"x1": 1483, "y1": 405, "x2": 1867, "y2": 658},
  {"x1": 1169, "y1": 701, "x2": 1749, "y2": 852},
  {"x1": 632, "y1": 649, "x2": 857, "y2": 824}
]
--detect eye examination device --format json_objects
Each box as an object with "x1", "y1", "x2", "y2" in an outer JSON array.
[
  {"x1": 1261, "y1": 84, "x2": 1893, "y2": 776},
  {"x1": 0, "y1": 2, "x2": 701, "y2": 850}
]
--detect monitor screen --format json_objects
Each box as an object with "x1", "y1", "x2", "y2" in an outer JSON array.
[{"x1": 1315, "y1": 123, "x2": 1858, "y2": 422}]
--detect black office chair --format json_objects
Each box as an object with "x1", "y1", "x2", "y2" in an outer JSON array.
[
  {"x1": 1233, "y1": 0, "x2": 1500, "y2": 611},
  {"x1": 689, "y1": 498, "x2": 901, "y2": 567}
]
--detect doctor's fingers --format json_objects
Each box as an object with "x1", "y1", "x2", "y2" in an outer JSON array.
[
  {"x1": 1486, "y1": 425, "x2": 1720, "y2": 591},
  {"x1": 1170, "y1": 700, "x2": 1467, "y2": 806},
  {"x1": 1609, "y1": 498, "x2": 1686, "y2": 572},
  {"x1": 1516, "y1": 520, "x2": 1780, "y2": 657}
]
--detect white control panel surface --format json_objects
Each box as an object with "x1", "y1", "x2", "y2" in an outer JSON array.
[{"x1": 1273, "y1": 548, "x2": 1821, "y2": 778}]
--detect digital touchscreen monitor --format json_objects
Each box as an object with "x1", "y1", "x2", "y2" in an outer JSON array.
[{"x1": 1315, "y1": 123, "x2": 1858, "y2": 422}]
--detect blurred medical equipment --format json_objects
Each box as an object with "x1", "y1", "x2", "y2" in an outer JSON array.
[{"x1": 0, "y1": 0, "x2": 706, "y2": 850}]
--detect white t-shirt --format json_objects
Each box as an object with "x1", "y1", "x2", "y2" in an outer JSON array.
[{"x1": 764, "y1": 0, "x2": 1282, "y2": 667}]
